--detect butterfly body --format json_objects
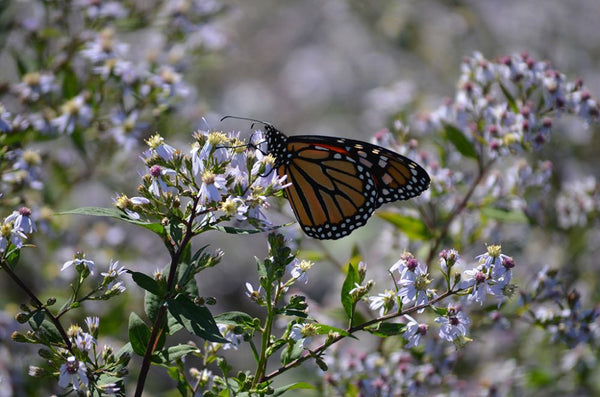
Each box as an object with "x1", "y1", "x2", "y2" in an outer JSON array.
[{"x1": 262, "y1": 124, "x2": 430, "y2": 240}]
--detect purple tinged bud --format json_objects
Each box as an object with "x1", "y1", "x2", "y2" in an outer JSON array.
[
  {"x1": 149, "y1": 165, "x2": 162, "y2": 177},
  {"x1": 542, "y1": 117, "x2": 552, "y2": 128},
  {"x1": 502, "y1": 257, "x2": 515, "y2": 269},
  {"x1": 406, "y1": 258, "x2": 418, "y2": 271}
]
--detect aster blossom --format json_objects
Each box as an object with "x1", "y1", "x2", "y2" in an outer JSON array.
[
  {"x1": 396, "y1": 257, "x2": 432, "y2": 312},
  {"x1": 58, "y1": 356, "x2": 88, "y2": 391},
  {"x1": 368, "y1": 289, "x2": 399, "y2": 316},
  {"x1": 61, "y1": 252, "x2": 96, "y2": 275},
  {"x1": 435, "y1": 305, "x2": 471, "y2": 343}
]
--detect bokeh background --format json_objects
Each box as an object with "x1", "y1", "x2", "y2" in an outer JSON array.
[{"x1": 1, "y1": 0, "x2": 600, "y2": 395}]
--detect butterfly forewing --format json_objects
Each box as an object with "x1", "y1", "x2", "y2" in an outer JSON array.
[
  {"x1": 263, "y1": 125, "x2": 430, "y2": 240},
  {"x1": 279, "y1": 142, "x2": 378, "y2": 239}
]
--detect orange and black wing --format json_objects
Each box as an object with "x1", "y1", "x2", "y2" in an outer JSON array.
[{"x1": 278, "y1": 136, "x2": 429, "y2": 240}]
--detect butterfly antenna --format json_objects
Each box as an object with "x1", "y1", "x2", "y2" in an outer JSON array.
[
  {"x1": 220, "y1": 115, "x2": 273, "y2": 128},
  {"x1": 218, "y1": 116, "x2": 270, "y2": 151}
]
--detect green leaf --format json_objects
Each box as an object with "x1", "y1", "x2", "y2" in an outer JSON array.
[
  {"x1": 443, "y1": 124, "x2": 478, "y2": 159},
  {"x1": 11, "y1": 49, "x2": 28, "y2": 77},
  {"x1": 167, "y1": 295, "x2": 226, "y2": 343},
  {"x1": 499, "y1": 81, "x2": 519, "y2": 113},
  {"x1": 481, "y1": 207, "x2": 528, "y2": 223},
  {"x1": 153, "y1": 344, "x2": 199, "y2": 364},
  {"x1": 212, "y1": 223, "x2": 291, "y2": 235},
  {"x1": 59, "y1": 207, "x2": 164, "y2": 234},
  {"x1": 168, "y1": 219, "x2": 183, "y2": 242},
  {"x1": 341, "y1": 263, "x2": 359, "y2": 321},
  {"x1": 144, "y1": 289, "x2": 162, "y2": 323},
  {"x1": 212, "y1": 225, "x2": 265, "y2": 235},
  {"x1": 311, "y1": 323, "x2": 351, "y2": 337},
  {"x1": 143, "y1": 277, "x2": 183, "y2": 336},
  {"x1": 377, "y1": 212, "x2": 432, "y2": 240},
  {"x1": 62, "y1": 67, "x2": 79, "y2": 99},
  {"x1": 365, "y1": 322, "x2": 406, "y2": 337},
  {"x1": 5, "y1": 248, "x2": 20, "y2": 270},
  {"x1": 31, "y1": 319, "x2": 63, "y2": 344},
  {"x1": 128, "y1": 313, "x2": 150, "y2": 356},
  {"x1": 31, "y1": 311, "x2": 45, "y2": 328},
  {"x1": 525, "y1": 368, "x2": 554, "y2": 388},
  {"x1": 130, "y1": 271, "x2": 163, "y2": 296},
  {"x1": 116, "y1": 343, "x2": 133, "y2": 360},
  {"x1": 214, "y1": 311, "x2": 256, "y2": 328},
  {"x1": 272, "y1": 382, "x2": 316, "y2": 396},
  {"x1": 280, "y1": 339, "x2": 304, "y2": 365},
  {"x1": 70, "y1": 129, "x2": 87, "y2": 155}
]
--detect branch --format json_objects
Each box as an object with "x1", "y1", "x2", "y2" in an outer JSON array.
[
  {"x1": 263, "y1": 289, "x2": 455, "y2": 382},
  {"x1": 1, "y1": 259, "x2": 73, "y2": 351},
  {"x1": 134, "y1": 197, "x2": 200, "y2": 397}
]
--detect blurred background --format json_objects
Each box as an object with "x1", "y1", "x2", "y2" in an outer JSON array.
[{"x1": 1, "y1": 0, "x2": 600, "y2": 395}]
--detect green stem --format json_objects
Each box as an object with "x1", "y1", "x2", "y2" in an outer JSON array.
[
  {"x1": 253, "y1": 288, "x2": 275, "y2": 386},
  {"x1": 263, "y1": 289, "x2": 455, "y2": 382},
  {"x1": 134, "y1": 197, "x2": 200, "y2": 397},
  {"x1": 0, "y1": 259, "x2": 73, "y2": 351}
]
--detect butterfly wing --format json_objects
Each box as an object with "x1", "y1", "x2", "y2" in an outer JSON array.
[{"x1": 278, "y1": 135, "x2": 430, "y2": 239}]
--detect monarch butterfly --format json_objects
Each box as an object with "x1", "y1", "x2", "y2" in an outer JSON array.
[{"x1": 222, "y1": 117, "x2": 430, "y2": 240}]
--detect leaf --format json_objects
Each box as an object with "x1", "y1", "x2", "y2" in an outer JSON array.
[
  {"x1": 443, "y1": 124, "x2": 478, "y2": 159},
  {"x1": 311, "y1": 323, "x2": 351, "y2": 337},
  {"x1": 272, "y1": 382, "x2": 316, "y2": 396},
  {"x1": 31, "y1": 311, "x2": 45, "y2": 328},
  {"x1": 499, "y1": 81, "x2": 519, "y2": 113},
  {"x1": 144, "y1": 289, "x2": 162, "y2": 323},
  {"x1": 214, "y1": 311, "x2": 256, "y2": 328},
  {"x1": 167, "y1": 295, "x2": 227, "y2": 343},
  {"x1": 5, "y1": 248, "x2": 20, "y2": 270},
  {"x1": 116, "y1": 342, "x2": 133, "y2": 359},
  {"x1": 128, "y1": 313, "x2": 150, "y2": 356},
  {"x1": 153, "y1": 344, "x2": 199, "y2": 364},
  {"x1": 377, "y1": 212, "x2": 432, "y2": 240},
  {"x1": 212, "y1": 225, "x2": 265, "y2": 235},
  {"x1": 341, "y1": 263, "x2": 359, "y2": 321},
  {"x1": 365, "y1": 322, "x2": 406, "y2": 337},
  {"x1": 130, "y1": 271, "x2": 163, "y2": 296},
  {"x1": 11, "y1": 49, "x2": 28, "y2": 77},
  {"x1": 58, "y1": 207, "x2": 164, "y2": 234},
  {"x1": 212, "y1": 223, "x2": 291, "y2": 235},
  {"x1": 280, "y1": 339, "x2": 304, "y2": 366},
  {"x1": 168, "y1": 219, "x2": 183, "y2": 242},
  {"x1": 62, "y1": 67, "x2": 79, "y2": 99},
  {"x1": 31, "y1": 319, "x2": 63, "y2": 344},
  {"x1": 481, "y1": 207, "x2": 528, "y2": 223}
]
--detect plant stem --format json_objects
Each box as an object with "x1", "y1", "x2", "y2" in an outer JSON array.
[
  {"x1": 263, "y1": 290, "x2": 454, "y2": 382},
  {"x1": 134, "y1": 199, "x2": 199, "y2": 397},
  {"x1": 253, "y1": 286, "x2": 275, "y2": 385},
  {"x1": 425, "y1": 160, "x2": 494, "y2": 267},
  {"x1": 1, "y1": 259, "x2": 73, "y2": 351}
]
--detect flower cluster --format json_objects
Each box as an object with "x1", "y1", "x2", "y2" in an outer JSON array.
[
  {"x1": 522, "y1": 266, "x2": 600, "y2": 349},
  {"x1": 1, "y1": 0, "x2": 227, "y2": 141},
  {"x1": 322, "y1": 349, "x2": 445, "y2": 396},
  {"x1": 0, "y1": 0, "x2": 230, "y2": 221},
  {"x1": 114, "y1": 130, "x2": 289, "y2": 233},
  {"x1": 422, "y1": 52, "x2": 599, "y2": 156},
  {"x1": 555, "y1": 176, "x2": 599, "y2": 229},
  {"x1": 52, "y1": 317, "x2": 127, "y2": 394},
  {"x1": 364, "y1": 246, "x2": 515, "y2": 350}
]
